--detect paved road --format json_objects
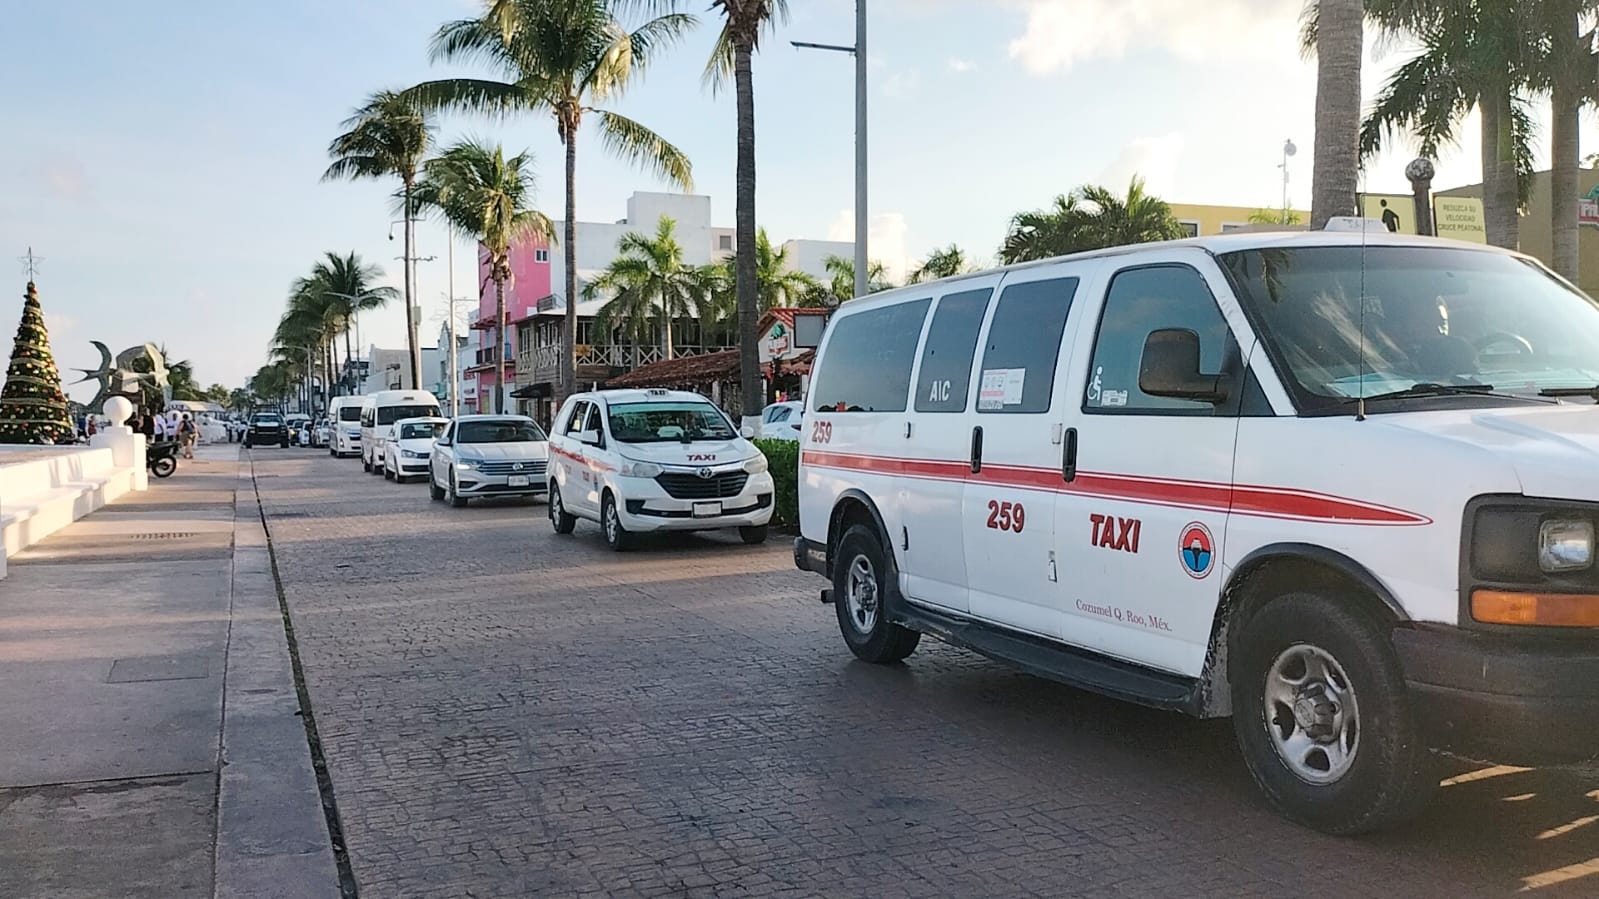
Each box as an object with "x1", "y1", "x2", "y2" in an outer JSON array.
[{"x1": 251, "y1": 448, "x2": 1599, "y2": 898}]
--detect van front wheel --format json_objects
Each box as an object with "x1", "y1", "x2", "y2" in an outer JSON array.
[
  {"x1": 1230, "y1": 593, "x2": 1435, "y2": 835},
  {"x1": 832, "y1": 525, "x2": 920, "y2": 664}
]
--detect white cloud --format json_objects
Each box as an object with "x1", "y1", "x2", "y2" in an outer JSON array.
[
  {"x1": 882, "y1": 69, "x2": 920, "y2": 98},
  {"x1": 947, "y1": 57, "x2": 977, "y2": 73},
  {"x1": 1094, "y1": 132, "x2": 1186, "y2": 197},
  {"x1": 826, "y1": 210, "x2": 912, "y2": 282},
  {"x1": 1007, "y1": 0, "x2": 1300, "y2": 75}
]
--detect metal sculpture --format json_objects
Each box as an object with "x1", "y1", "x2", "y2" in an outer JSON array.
[{"x1": 73, "y1": 341, "x2": 169, "y2": 413}]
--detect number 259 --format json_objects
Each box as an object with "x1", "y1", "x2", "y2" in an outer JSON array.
[
  {"x1": 986, "y1": 500, "x2": 1025, "y2": 533},
  {"x1": 810, "y1": 420, "x2": 832, "y2": 444}
]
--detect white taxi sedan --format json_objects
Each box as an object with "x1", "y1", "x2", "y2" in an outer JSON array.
[
  {"x1": 382, "y1": 416, "x2": 448, "y2": 483},
  {"x1": 547, "y1": 389, "x2": 774, "y2": 550},
  {"x1": 428, "y1": 414, "x2": 550, "y2": 507}
]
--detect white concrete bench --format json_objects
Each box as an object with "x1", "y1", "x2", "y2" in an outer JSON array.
[{"x1": 0, "y1": 446, "x2": 139, "y2": 578}]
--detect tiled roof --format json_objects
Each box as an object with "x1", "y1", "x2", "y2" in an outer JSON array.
[{"x1": 605, "y1": 349, "x2": 740, "y2": 388}]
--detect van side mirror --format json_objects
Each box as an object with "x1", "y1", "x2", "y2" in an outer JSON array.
[
  {"x1": 575, "y1": 429, "x2": 602, "y2": 447},
  {"x1": 1139, "y1": 329, "x2": 1229, "y2": 404}
]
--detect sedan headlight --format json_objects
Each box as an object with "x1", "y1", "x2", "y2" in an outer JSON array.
[
  {"x1": 743, "y1": 454, "x2": 769, "y2": 474},
  {"x1": 454, "y1": 459, "x2": 478, "y2": 470},
  {"x1": 402, "y1": 449, "x2": 427, "y2": 459},
  {"x1": 1539, "y1": 519, "x2": 1594, "y2": 573},
  {"x1": 617, "y1": 458, "x2": 663, "y2": 478}
]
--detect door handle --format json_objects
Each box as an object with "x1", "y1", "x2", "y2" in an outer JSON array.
[
  {"x1": 1062, "y1": 427, "x2": 1078, "y2": 483},
  {"x1": 970, "y1": 426, "x2": 984, "y2": 474}
]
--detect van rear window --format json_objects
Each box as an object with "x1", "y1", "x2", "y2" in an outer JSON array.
[
  {"x1": 376, "y1": 404, "x2": 440, "y2": 425},
  {"x1": 811, "y1": 299, "x2": 931, "y2": 413}
]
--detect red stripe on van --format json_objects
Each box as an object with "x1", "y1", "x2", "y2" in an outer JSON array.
[{"x1": 801, "y1": 450, "x2": 1431, "y2": 526}]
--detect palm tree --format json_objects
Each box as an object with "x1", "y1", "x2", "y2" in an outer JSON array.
[
  {"x1": 1000, "y1": 177, "x2": 1185, "y2": 264},
  {"x1": 1529, "y1": 0, "x2": 1598, "y2": 278},
  {"x1": 1301, "y1": 0, "x2": 1363, "y2": 228},
  {"x1": 407, "y1": 0, "x2": 695, "y2": 401},
  {"x1": 304, "y1": 251, "x2": 397, "y2": 394},
  {"x1": 586, "y1": 216, "x2": 703, "y2": 363},
  {"x1": 275, "y1": 282, "x2": 336, "y2": 410},
  {"x1": 705, "y1": 0, "x2": 790, "y2": 423},
  {"x1": 414, "y1": 140, "x2": 556, "y2": 414},
  {"x1": 817, "y1": 254, "x2": 891, "y2": 304},
  {"x1": 323, "y1": 90, "x2": 433, "y2": 386},
  {"x1": 907, "y1": 244, "x2": 976, "y2": 283},
  {"x1": 700, "y1": 229, "x2": 818, "y2": 332}
]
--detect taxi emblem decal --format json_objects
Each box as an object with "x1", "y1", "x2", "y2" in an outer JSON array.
[{"x1": 1179, "y1": 522, "x2": 1215, "y2": 579}]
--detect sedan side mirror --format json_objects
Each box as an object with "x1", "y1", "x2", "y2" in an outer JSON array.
[
  {"x1": 1139, "y1": 328, "x2": 1229, "y2": 404},
  {"x1": 740, "y1": 425, "x2": 756, "y2": 439}
]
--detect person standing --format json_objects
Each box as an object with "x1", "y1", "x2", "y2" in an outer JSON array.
[{"x1": 178, "y1": 414, "x2": 198, "y2": 459}]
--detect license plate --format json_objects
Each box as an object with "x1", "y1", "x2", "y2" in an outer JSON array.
[
  {"x1": 507, "y1": 475, "x2": 529, "y2": 487},
  {"x1": 692, "y1": 501, "x2": 722, "y2": 518}
]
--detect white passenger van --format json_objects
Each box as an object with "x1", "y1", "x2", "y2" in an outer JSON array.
[
  {"x1": 327, "y1": 396, "x2": 365, "y2": 458},
  {"x1": 795, "y1": 227, "x2": 1599, "y2": 834},
  {"x1": 547, "y1": 389, "x2": 774, "y2": 550},
  {"x1": 360, "y1": 390, "x2": 442, "y2": 474}
]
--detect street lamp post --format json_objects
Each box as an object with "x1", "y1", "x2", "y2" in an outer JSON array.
[
  {"x1": 1280, "y1": 139, "x2": 1297, "y2": 225},
  {"x1": 794, "y1": 0, "x2": 868, "y2": 299}
]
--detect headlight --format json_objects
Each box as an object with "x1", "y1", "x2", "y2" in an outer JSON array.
[
  {"x1": 455, "y1": 459, "x2": 478, "y2": 470},
  {"x1": 743, "y1": 454, "x2": 769, "y2": 474},
  {"x1": 617, "y1": 458, "x2": 662, "y2": 478},
  {"x1": 402, "y1": 449, "x2": 427, "y2": 459},
  {"x1": 1539, "y1": 519, "x2": 1594, "y2": 572}
]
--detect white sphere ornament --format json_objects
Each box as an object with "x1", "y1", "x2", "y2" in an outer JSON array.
[{"x1": 104, "y1": 396, "x2": 133, "y2": 424}]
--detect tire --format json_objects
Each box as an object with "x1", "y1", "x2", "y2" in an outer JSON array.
[
  {"x1": 739, "y1": 525, "x2": 769, "y2": 545},
  {"x1": 549, "y1": 484, "x2": 576, "y2": 534},
  {"x1": 429, "y1": 474, "x2": 445, "y2": 502},
  {"x1": 601, "y1": 492, "x2": 631, "y2": 551},
  {"x1": 448, "y1": 473, "x2": 468, "y2": 508},
  {"x1": 384, "y1": 463, "x2": 395, "y2": 481},
  {"x1": 150, "y1": 457, "x2": 176, "y2": 478},
  {"x1": 832, "y1": 525, "x2": 921, "y2": 663},
  {"x1": 362, "y1": 454, "x2": 372, "y2": 473},
  {"x1": 1230, "y1": 592, "x2": 1436, "y2": 835},
  {"x1": 243, "y1": 440, "x2": 253, "y2": 449}
]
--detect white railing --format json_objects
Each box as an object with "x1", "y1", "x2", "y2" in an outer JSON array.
[{"x1": 520, "y1": 343, "x2": 734, "y2": 377}]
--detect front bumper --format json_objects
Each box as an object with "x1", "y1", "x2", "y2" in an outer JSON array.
[
  {"x1": 614, "y1": 472, "x2": 774, "y2": 532},
  {"x1": 795, "y1": 537, "x2": 828, "y2": 576},
  {"x1": 1394, "y1": 624, "x2": 1599, "y2": 764},
  {"x1": 455, "y1": 470, "x2": 547, "y2": 497}
]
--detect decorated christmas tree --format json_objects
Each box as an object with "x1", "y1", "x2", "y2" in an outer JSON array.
[{"x1": 0, "y1": 281, "x2": 74, "y2": 444}]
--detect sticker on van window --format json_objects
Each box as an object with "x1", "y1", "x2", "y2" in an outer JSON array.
[
  {"x1": 1102, "y1": 389, "x2": 1128, "y2": 407},
  {"x1": 978, "y1": 369, "x2": 1026, "y2": 409}
]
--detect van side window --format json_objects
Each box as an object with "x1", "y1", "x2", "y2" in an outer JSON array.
[
  {"x1": 914, "y1": 288, "x2": 992, "y2": 413},
  {"x1": 810, "y1": 299, "x2": 931, "y2": 413},
  {"x1": 977, "y1": 277, "x2": 1079, "y2": 414},
  {"x1": 1085, "y1": 264, "x2": 1233, "y2": 415},
  {"x1": 563, "y1": 402, "x2": 590, "y2": 435}
]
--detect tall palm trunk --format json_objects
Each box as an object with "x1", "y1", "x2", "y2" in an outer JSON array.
[
  {"x1": 342, "y1": 329, "x2": 354, "y2": 395},
  {"x1": 734, "y1": 38, "x2": 760, "y2": 422},
  {"x1": 661, "y1": 294, "x2": 674, "y2": 360},
  {"x1": 1310, "y1": 0, "x2": 1362, "y2": 229},
  {"x1": 402, "y1": 175, "x2": 422, "y2": 388},
  {"x1": 562, "y1": 118, "x2": 579, "y2": 400},
  {"x1": 1550, "y1": 8, "x2": 1581, "y2": 279},
  {"x1": 494, "y1": 266, "x2": 508, "y2": 415},
  {"x1": 1481, "y1": 90, "x2": 1521, "y2": 249}
]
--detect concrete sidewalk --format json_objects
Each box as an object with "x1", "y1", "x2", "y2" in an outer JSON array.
[{"x1": 0, "y1": 444, "x2": 339, "y2": 898}]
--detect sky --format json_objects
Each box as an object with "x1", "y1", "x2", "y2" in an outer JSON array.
[{"x1": 3, "y1": 0, "x2": 1595, "y2": 401}]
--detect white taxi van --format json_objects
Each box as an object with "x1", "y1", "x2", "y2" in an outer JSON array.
[
  {"x1": 547, "y1": 389, "x2": 775, "y2": 550},
  {"x1": 327, "y1": 396, "x2": 364, "y2": 458},
  {"x1": 794, "y1": 225, "x2": 1599, "y2": 834},
  {"x1": 360, "y1": 390, "x2": 442, "y2": 474}
]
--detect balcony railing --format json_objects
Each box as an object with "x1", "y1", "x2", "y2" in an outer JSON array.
[
  {"x1": 471, "y1": 345, "x2": 514, "y2": 367},
  {"x1": 518, "y1": 343, "x2": 730, "y2": 380}
]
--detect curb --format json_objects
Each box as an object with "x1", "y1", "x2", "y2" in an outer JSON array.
[{"x1": 212, "y1": 461, "x2": 340, "y2": 898}]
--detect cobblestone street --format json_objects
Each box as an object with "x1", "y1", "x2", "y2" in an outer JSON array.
[{"x1": 252, "y1": 449, "x2": 1599, "y2": 898}]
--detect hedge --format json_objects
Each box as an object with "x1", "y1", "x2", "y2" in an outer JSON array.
[{"x1": 753, "y1": 438, "x2": 799, "y2": 528}]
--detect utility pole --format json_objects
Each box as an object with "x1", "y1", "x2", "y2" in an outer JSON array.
[
  {"x1": 447, "y1": 229, "x2": 459, "y2": 418},
  {"x1": 794, "y1": 0, "x2": 868, "y2": 299}
]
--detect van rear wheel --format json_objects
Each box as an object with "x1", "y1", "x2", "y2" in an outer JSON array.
[
  {"x1": 833, "y1": 525, "x2": 920, "y2": 664},
  {"x1": 1230, "y1": 592, "x2": 1435, "y2": 835}
]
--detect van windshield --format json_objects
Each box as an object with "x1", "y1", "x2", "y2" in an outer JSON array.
[
  {"x1": 338, "y1": 407, "x2": 362, "y2": 422},
  {"x1": 607, "y1": 402, "x2": 735, "y2": 443},
  {"x1": 1219, "y1": 246, "x2": 1599, "y2": 412},
  {"x1": 376, "y1": 404, "x2": 439, "y2": 425}
]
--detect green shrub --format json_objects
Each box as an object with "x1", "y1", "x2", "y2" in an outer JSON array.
[{"x1": 753, "y1": 438, "x2": 800, "y2": 528}]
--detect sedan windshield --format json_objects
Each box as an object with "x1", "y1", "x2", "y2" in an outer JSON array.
[
  {"x1": 607, "y1": 402, "x2": 735, "y2": 443},
  {"x1": 1220, "y1": 246, "x2": 1599, "y2": 412},
  {"x1": 400, "y1": 422, "x2": 445, "y2": 440},
  {"x1": 456, "y1": 420, "x2": 546, "y2": 444}
]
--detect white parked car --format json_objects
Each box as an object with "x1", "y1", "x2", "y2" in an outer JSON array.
[
  {"x1": 758, "y1": 401, "x2": 803, "y2": 441},
  {"x1": 382, "y1": 416, "x2": 448, "y2": 483},
  {"x1": 362, "y1": 390, "x2": 443, "y2": 474},
  {"x1": 546, "y1": 389, "x2": 775, "y2": 550},
  {"x1": 795, "y1": 226, "x2": 1599, "y2": 834},
  {"x1": 428, "y1": 415, "x2": 549, "y2": 507}
]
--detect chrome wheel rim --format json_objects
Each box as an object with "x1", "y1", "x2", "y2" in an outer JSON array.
[
  {"x1": 1265, "y1": 643, "x2": 1360, "y2": 785},
  {"x1": 550, "y1": 490, "x2": 560, "y2": 521},
  {"x1": 844, "y1": 555, "x2": 880, "y2": 634},
  {"x1": 605, "y1": 504, "x2": 619, "y2": 542}
]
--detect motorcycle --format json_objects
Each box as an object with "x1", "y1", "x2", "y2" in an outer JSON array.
[{"x1": 147, "y1": 440, "x2": 179, "y2": 479}]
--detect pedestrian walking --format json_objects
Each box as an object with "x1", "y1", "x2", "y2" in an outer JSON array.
[{"x1": 178, "y1": 414, "x2": 198, "y2": 459}]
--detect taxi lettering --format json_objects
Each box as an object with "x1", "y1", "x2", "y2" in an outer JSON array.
[
  {"x1": 1090, "y1": 514, "x2": 1140, "y2": 553},
  {"x1": 687, "y1": 454, "x2": 717, "y2": 462}
]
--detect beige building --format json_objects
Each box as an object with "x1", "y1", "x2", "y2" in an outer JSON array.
[{"x1": 1436, "y1": 169, "x2": 1599, "y2": 295}]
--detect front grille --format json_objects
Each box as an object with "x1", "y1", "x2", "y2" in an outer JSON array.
[
  {"x1": 475, "y1": 460, "x2": 547, "y2": 478},
  {"x1": 655, "y1": 471, "x2": 748, "y2": 499}
]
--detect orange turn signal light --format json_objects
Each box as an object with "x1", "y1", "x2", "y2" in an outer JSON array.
[{"x1": 1471, "y1": 590, "x2": 1599, "y2": 627}]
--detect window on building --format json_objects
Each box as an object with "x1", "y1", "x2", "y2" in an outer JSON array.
[
  {"x1": 977, "y1": 278, "x2": 1079, "y2": 414},
  {"x1": 718, "y1": 234, "x2": 733, "y2": 251},
  {"x1": 1220, "y1": 222, "x2": 1249, "y2": 233},
  {"x1": 809, "y1": 299, "x2": 931, "y2": 413},
  {"x1": 535, "y1": 248, "x2": 550, "y2": 263},
  {"x1": 1084, "y1": 265, "x2": 1233, "y2": 416},
  {"x1": 914, "y1": 288, "x2": 992, "y2": 413},
  {"x1": 1178, "y1": 220, "x2": 1201, "y2": 238}
]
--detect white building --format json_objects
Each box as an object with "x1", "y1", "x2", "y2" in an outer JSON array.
[
  {"x1": 433, "y1": 323, "x2": 474, "y2": 414},
  {"x1": 358, "y1": 344, "x2": 441, "y2": 394},
  {"x1": 781, "y1": 239, "x2": 855, "y2": 280}
]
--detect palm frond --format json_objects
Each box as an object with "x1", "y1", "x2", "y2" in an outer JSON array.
[{"x1": 593, "y1": 110, "x2": 693, "y2": 190}]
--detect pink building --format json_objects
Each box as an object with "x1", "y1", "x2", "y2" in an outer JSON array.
[{"x1": 468, "y1": 235, "x2": 553, "y2": 413}]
